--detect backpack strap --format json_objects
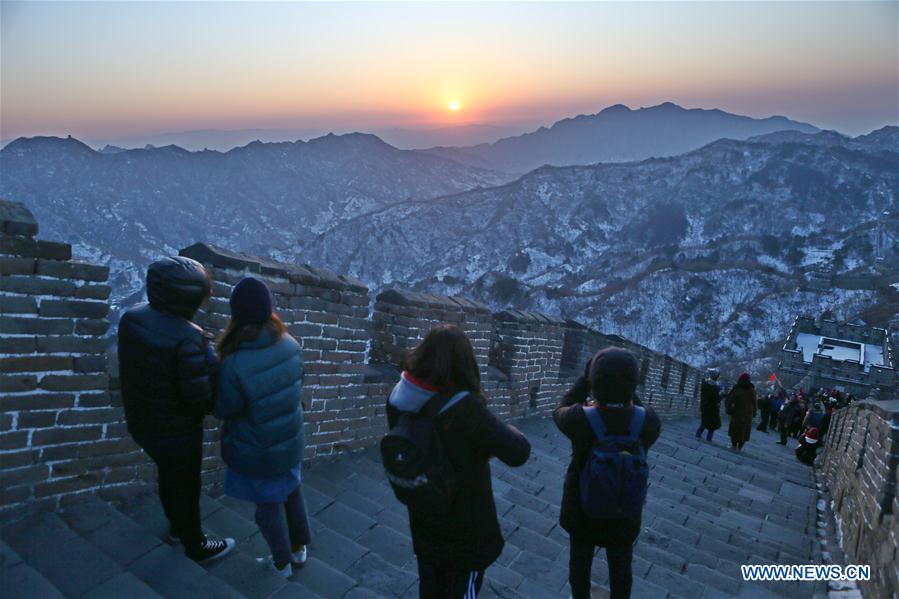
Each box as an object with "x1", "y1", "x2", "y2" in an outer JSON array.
[
  {"x1": 585, "y1": 405, "x2": 646, "y2": 441},
  {"x1": 422, "y1": 389, "x2": 463, "y2": 418},
  {"x1": 438, "y1": 391, "x2": 470, "y2": 415},
  {"x1": 627, "y1": 406, "x2": 646, "y2": 439},
  {"x1": 583, "y1": 405, "x2": 607, "y2": 440}
]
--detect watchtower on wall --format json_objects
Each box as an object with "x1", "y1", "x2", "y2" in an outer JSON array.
[{"x1": 778, "y1": 315, "x2": 897, "y2": 396}]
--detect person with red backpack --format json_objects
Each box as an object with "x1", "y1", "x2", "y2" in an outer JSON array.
[
  {"x1": 795, "y1": 427, "x2": 821, "y2": 465},
  {"x1": 553, "y1": 348, "x2": 662, "y2": 599},
  {"x1": 382, "y1": 325, "x2": 531, "y2": 598}
]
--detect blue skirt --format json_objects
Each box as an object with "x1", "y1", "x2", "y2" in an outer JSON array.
[{"x1": 224, "y1": 465, "x2": 302, "y2": 504}]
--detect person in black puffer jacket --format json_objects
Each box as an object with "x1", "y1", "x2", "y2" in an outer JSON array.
[
  {"x1": 696, "y1": 368, "x2": 722, "y2": 441},
  {"x1": 554, "y1": 348, "x2": 662, "y2": 599},
  {"x1": 118, "y1": 256, "x2": 234, "y2": 564},
  {"x1": 386, "y1": 325, "x2": 531, "y2": 599}
]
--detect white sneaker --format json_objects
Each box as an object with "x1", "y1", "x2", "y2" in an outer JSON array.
[
  {"x1": 291, "y1": 546, "x2": 307, "y2": 566},
  {"x1": 257, "y1": 557, "x2": 293, "y2": 579}
]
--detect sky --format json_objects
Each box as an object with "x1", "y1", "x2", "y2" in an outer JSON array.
[{"x1": 1, "y1": 1, "x2": 897, "y2": 142}]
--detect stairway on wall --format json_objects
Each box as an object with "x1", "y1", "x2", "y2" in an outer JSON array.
[{"x1": 0, "y1": 416, "x2": 826, "y2": 599}]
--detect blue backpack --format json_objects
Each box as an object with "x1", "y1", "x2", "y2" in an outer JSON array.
[{"x1": 580, "y1": 406, "x2": 649, "y2": 520}]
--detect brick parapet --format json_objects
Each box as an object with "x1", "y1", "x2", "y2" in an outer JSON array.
[
  {"x1": 0, "y1": 200, "x2": 705, "y2": 511},
  {"x1": 822, "y1": 399, "x2": 899, "y2": 597}
]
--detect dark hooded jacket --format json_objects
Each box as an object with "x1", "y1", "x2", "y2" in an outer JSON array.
[
  {"x1": 699, "y1": 378, "x2": 722, "y2": 430},
  {"x1": 553, "y1": 375, "x2": 661, "y2": 547},
  {"x1": 727, "y1": 379, "x2": 757, "y2": 444},
  {"x1": 386, "y1": 372, "x2": 531, "y2": 571},
  {"x1": 118, "y1": 256, "x2": 217, "y2": 437}
]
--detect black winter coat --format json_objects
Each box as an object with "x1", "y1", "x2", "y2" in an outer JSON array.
[
  {"x1": 118, "y1": 257, "x2": 217, "y2": 437},
  {"x1": 553, "y1": 376, "x2": 661, "y2": 547},
  {"x1": 699, "y1": 379, "x2": 722, "y2": 430},
  {"x1": 386, "y1": 392, "x2": 531, "y2": 571}
]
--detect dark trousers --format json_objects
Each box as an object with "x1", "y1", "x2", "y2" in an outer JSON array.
[
  {"x1": 417, "y1": 560, "x2": 484, "y2": 599},
  {"x1": 255, "y1": 485, "x2": 312, "y2": 567},
  {"x1": 133, "y1": 430, "x2": 205, "y2": 553},
  {"x1": 768, "y1": 410, "x2": 779, "y2": 430},
  {"x1": 756, "y1": 407, "x2": 770, "y2": 431},
  {"x1": 695, "y1": 424, "x2": 714, "y2": 441},
  {"x1": 779, "y1": 422, "x2": 789, "y2": 444},
  {"x1": 570, "y1": 536, "x2": 633, "y2": 599}
]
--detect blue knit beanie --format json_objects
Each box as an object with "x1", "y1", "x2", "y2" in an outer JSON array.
[{"x1": 229, "y1": 277, "x2": 273, "y2": 324}]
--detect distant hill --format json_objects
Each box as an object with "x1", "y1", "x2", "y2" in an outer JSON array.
[
  {"x1": 375, "y1": 123, "x2": 527, "y2": 149},
  {"x1": 301, "y1": 130, "x2": 898, "y2": 368},
  {"x1": 0, "y1": 133, "x2": 506, "y2": 313},
  {"x1": 421, "y1": 102, "x2": 820, "y2": 173}
]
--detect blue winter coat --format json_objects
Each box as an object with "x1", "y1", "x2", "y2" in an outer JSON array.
[{"x1": 215, "y1": 329, "x2": 305, "y2": 479}]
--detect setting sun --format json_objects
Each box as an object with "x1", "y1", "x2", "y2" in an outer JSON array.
[{"x1": 448, "y1": 100, "x2": 460, "y2": 112}]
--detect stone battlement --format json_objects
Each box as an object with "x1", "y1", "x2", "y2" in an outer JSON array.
[
  {"x1": 821, "y1": 399, "x2": 899, "y2": 597},
  {"x1": 0, "y1": 200, "x2": 703, "y2": 511}
]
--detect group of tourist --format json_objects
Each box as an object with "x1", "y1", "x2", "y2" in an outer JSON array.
[
  {"x1": 118, "y1": 256, "x2": 659, "y2": 599},
  {"x1": 694, "y1": 365, "x2": 855, "y2": 465}
]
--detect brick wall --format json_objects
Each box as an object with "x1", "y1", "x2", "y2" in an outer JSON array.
[
  {"x1": 371, "y1": 288, "x2": 492, "y2": 378},
  {"x1": 0, "y1": 200, "x2": 146, "y2": 510},
  {"x1": 821, "y1": 399, "x2": 899, "y2": 598},
  {"x1": 0, "y1": 199, "x2": 704, "y2": 511}
]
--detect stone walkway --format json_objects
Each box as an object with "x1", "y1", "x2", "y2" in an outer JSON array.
[{"x1": 0, "y1": 416, "x2": 826, "y2": 598}]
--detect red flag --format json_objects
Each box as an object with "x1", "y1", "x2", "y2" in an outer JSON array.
[{"x1": 769, "y1": 374, "x2": 777, "y2": 382}]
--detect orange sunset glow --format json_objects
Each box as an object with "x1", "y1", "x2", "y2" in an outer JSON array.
[{"x1": 1, "y1": 1, "x2": 896, "y2": 140}]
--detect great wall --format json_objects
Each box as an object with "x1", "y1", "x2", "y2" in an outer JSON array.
[{"x1": 1, "y1": 198, "x2": 897, "y2": 598}]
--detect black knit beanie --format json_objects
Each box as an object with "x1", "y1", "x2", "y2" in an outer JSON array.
[
  {"x1": 589, "y1": 347, "x2": 639, "y2": 407},
  {"x1": 229, "y1": 277, "x2": 273, "y2": 324}
]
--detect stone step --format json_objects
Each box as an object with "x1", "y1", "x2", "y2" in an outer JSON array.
[
  {"x1": 0, "y1": 511, "x2": 122, "y2": 597},
  {"x1": 0, "y1": 539, "x2": 65, "y2": 599},
  {"x1": 59, "y1": 496, "x2": 163, "y2": 567}
]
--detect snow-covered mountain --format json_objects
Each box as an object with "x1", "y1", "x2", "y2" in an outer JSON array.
[
  {"x1": 0, "y1": 133, "x2": 507, "y2": 312},
  {"x1": 422, "y1": 102, "x2": 820, "y2": 174},
  {"x1": 1, "y1": 122, "x2": 895, "y2": 370},
  {"x1": 299, "y1": 128, "x2": 898, "y2": 368}
]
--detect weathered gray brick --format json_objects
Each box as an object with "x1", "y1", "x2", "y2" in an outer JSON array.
[
  {"x1": 35, "y1": 259, "x2": 109, "y2": 282},
  {"x1": 0, "y1": 276, "x2": 76, "y2": 296},
  {"x1": 31, "y1": 425, "x2": 103, "y2": 446},
  {"x1": 39, "y1": 299, "x2": 109, "y2": 319},
  {"x1": 39, "y1": 373, "x2": 108, "y2": 392},
  {"x1": 0, "y1": 355, "x2": 74, "y2": 373},
  {"x1": 0, "y1": 316, "x2": 73, "y2": 335}
]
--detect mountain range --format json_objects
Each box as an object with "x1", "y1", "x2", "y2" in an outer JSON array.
[
  {"x1": 422, "y1": 102, "x2": 820, "y2": 173},
  {"x1": 2, "y1": 102, "x2": 895, "y2": 371}
]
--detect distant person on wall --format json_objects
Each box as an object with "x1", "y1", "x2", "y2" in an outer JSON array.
[
  {"x1": 696, "y1": 368, "x2": 722, "y2": 441},
  {"x1": 554, "y1": 348, "x2": 662, "y2": 599},
  {"x1": 769, "y1": 389, "x2": 785, "y2": 431},
  {"x1": 790, "y1": 399, "x2": 808, "y2": 439},
  {"x1": 755, "y1": 393, "x2": 771, "y2": 433},
  {"x1": 803, "y1": 401, "x2": 824, "y2": 431},
  {"x1": 382, "y1": 325, "x2": 530, "y2": 599},
  {"x1": 118, "y1": 256, "x2": 235, "y2": 564},
  {"x1": 215, "y1": 277, "x2": 310, "y2": 578},
  {"x1": 777, "y1": 395, "x2": 802, "y2": 446},
  {"x1": 795, "y1": 427, "x2": 821, "y2": 465},
  {"x1": 726, "y1": 372, "x2": 756, "y2": 451}
]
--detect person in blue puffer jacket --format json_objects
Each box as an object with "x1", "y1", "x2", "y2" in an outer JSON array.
[{"x1": 215, "y1": 277, "x2": 310, "y2": 578}]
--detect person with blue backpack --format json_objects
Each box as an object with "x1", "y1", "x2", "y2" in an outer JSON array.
[
  {"x1": 382, "y1": 324, "x2": 531, "y2": 598},
  {"x1": 215, "y1": 277, "x2": 310, "y2": 578},
  {"x1": 553, "y1": 347, "x2": 661, "y2": 599}
]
